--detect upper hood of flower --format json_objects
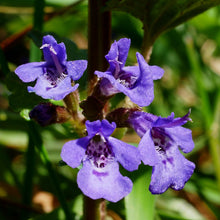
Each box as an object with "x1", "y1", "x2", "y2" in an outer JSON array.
[{"x1": 85, "y1": 119, "x2": 116, "y2": 138}]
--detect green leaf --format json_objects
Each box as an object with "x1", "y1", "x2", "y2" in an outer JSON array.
[
  {"x1": 30, "y1": 0, "x2": 45, "y2": 62},
  {"x1": 106, "y1": 0, "x2": 220, "y2": 41},
  {"x1": 125, "y1": 165, "x2": 155, "y2": 220},
  {"x1": 5, "y1": 71, "x2": 45, "y2": 111}
]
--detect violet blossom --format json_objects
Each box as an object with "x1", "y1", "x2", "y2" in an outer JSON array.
[
  {"x1": 128, "y1": 110, "x2": 195, "y2": 194},
  {"x1": 95, "y1": 38, "x2": 164, "y2": 107},
  {"x1": 15, "y1": 35, "x2": 87, "y2": 100},
  {"x1": 61, "y1": 119, "x2": 141, "y2": 202}
]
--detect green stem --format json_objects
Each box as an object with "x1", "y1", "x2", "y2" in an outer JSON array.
[
  {"x1": 29, "y1": 121, "x2": 73, "y2": 220},
  {"x1": 23, "y1": 130, "x2": 36, "y2": 206},
  {"x1": 30, "y1": 0, "x2": 45, "y2": 62},
  {"x1": 63, "y1": 90, "x2": 85, "y2": 136},
  {"x1": 22, "y1": 123, "x2": 36, "y2": 219},
  {"x1": 141, "y1": 25, "x2": 154, "y2": 63},
  {"x1": 64, "y1": 90, "x2": 82, "y2": 120}
]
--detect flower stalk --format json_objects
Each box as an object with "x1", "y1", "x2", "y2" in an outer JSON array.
[
  {"x1": 84, "y1": 0, "x2": 111, "y2": 218},
  {"x1": 87, "y1": 0, "x2": 111, "y2": 94},
  {"x1": 83, "y1": 197, "x2": 104, "y2": 220}
]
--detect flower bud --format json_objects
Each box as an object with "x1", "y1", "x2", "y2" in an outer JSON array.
[{"x1": 29, "y1": 103, "x2": 71, "y2": 126}]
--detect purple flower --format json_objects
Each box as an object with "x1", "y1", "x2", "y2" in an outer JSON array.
[
  {"x1": 61, "y1": 119, "x2": 141, "y2": 202},
  {"x1": 29, "y1": 103, "x2": 70, "y2": 126},
  {"x1": 129, "y1": 110, "x2": 195, "y2": 194},
  {"x1": 15, "y1": 35, "x2": 87, "y2": 100},
  {"x1": 95, "y1": 38, "x2": 164, "y2": 107}
]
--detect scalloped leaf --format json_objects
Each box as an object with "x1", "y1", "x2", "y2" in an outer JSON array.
[{"x1": 106, "y1": 0, "x2": 220, "y2": 41}]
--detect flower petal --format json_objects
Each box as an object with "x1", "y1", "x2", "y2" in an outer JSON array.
[
  {"x1": 95, "y1": 70, "x2": 118, "y2": 87},
  {"x1": 165, "y1": 127, "x2": 194, "y2": 153},
  {"x1": 149, "y1": 146, "x2": 195, "y2": 194},
  {"x1": 66, "y1": 60, "x2": 87, "y2": 81},
  {"x1": 124, "y1": 80, "x2": 154, "y2": 107},
  {"x1": 100, "y1": 120, "x2": 116, "y2": 137},
  {"x1": 122, "y1": 66, "x2": 140, "y2": 78},
  {"x1": 130, "y1": 52, "x2": 155, "y2": 106},
  {"x1": 61, "y1": 137, "x2": 89, "y2": 168},
  {"x1": 105, "y1": 38, "x2": 131, "y2": 68},
  {"x1": 42, "y1": 35, "x2": 67, "y2": 66},
  {"x1": 15, "y1": 62, "x2": 45, "y2": 82},
  {"x1": 42, "y1": 35, "x2": 57, "y2": 64},
  {"x1": 150, "y1": 65, "x2": 164, "y2": 80},
  {"x1": 138, "y1": 130, "x2": 160, "y2": 166},
  {"x1": 128, "y1": 111, "x2": 157, "y2": 137},
  {"x1": 96, "y1": 63, "x2": 154, "y2": 107},
  {"x1": 154, "y1": 111, "x2": 191, "y2": 128},
  {"x1": 77, "y1": 160, "x2": 133, "y2": 202},
  {"x1": 153, "y1": 112, "x2": 175, "y2": 127},
  {"x1": 42, "y1": 35, "x2": 57, "y2": 45},
  {"x1": 108, "y1": 137, "x2": 141, "y2": 171},
  {"x1": 85, "y1": 120, "x2": 102, "y2": 137},
  {"x1": 85, "y1": 120, "x2": 116, "y2": 138},
  {"x1": 28, "y1": 75, "x2": 78, "y2": 100},
  {"x1": 98, "y1": 77, "x2": 119, "y2": 96}
]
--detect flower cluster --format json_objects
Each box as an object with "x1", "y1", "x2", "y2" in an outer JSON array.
[{"x1": 15, "y1": 35, "x2": 195, "y2": 203}]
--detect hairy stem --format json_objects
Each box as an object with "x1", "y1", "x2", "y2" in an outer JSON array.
[
  {"x1": 63, "y1": 90, "x2": 85, "y2": 136},
  {"x1": 87, "y1": 0, "x2": 111, "y2": 94},
  {"x1": 82, "y1": 0, "x2": 111, "y2": 218}
]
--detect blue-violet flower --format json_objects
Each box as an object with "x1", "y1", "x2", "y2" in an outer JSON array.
[
  {"x1": 15, "y1": 35, "x2": 87, "y2": 100},
  {"x1": 61, "y1": 119, "x2": 141, "y2": 202},
  {"x1": 95, "y1": 38, "x2": 164, "y2": 107},
  {"x1": 129, "y1": 110, "x2": 195, "y2": 194}
]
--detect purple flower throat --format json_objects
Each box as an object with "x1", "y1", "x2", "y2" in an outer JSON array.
[
  {"x1": 151, "y1": 128, "x2": 174, "y2": 164},
  {"x1": 110, "y1": 59, "x2": 137, "y2": 89},
  {"x1": 85, "y1": 134, "x2": 114, "y2": 168},
  {"x1": 115, "y1": 70, "x2": 137, "y2": 89}
]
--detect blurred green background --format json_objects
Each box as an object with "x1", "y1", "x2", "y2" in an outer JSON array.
[{"x1": 0, "y1": 0, "x2": 220, "y2": 220}]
